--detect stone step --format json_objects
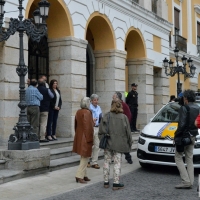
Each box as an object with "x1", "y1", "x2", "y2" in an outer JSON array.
[
  {"x1": 40, "y1": 138, "x2": 74, "y2": 149},
  {"x1": 49, "y1": 143, "x2": 138, "y2": 172},
  {"x1": 49, "y1": 134, "x2": 139, "y2": 160},
  {"x1": 50, "y1": 147, "x2": 76, "y2": 160},
  {"x1": 50, "y1": 151, "x2": 104, "y2": 172},
  {"x1": 0, "y1": 160, "x2": 6, "y2": 170},
  {"x1": 0, "y1": 167, "x2": 49, "y2": 185}
]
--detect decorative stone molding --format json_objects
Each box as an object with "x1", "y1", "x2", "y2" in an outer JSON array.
[{"x1": 194, "y1": 5, "x2": 200, "y2": 15}]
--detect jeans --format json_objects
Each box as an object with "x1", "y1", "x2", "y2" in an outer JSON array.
[{"x1": 47, "y1": 108, "x2": 59, "y2": 136}]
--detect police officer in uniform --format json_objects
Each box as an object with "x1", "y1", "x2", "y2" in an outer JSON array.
[{"x1": 126, "y1": 83, "x2": 139, "y2": 132}]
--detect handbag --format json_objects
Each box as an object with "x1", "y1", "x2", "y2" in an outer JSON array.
[{"x1": 99, "y1": 112, "x2": 110, "y2": 149}]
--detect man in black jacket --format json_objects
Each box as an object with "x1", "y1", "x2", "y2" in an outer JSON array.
[
  {"x1": 37, "y1": 79, "x2": 54, "y2": 142},
  {"x1": 126, "y1": 83, "x2": 139, "y2": 132},
  {"x1": 174, "y1": 90, "x2": 199, "y2": 189}
]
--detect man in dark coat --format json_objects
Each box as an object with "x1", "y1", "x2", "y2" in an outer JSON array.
[
  {"x1": 37, "y1": 79, "x2": 54, "y2": 142},
  {"x1": 126, "y1": 83, "x2": 139, "y2": 132}
]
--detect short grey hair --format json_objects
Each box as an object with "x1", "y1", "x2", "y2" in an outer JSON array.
[
  {"x1": 80, "y1": 97, "x2": 90, "y2": 109},
  {"x1": 90, "y1": 94, "x2": 99, "y2": 101}
]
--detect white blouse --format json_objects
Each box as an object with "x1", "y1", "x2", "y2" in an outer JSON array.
[{"x1": 54, "y1": 89, "x2": 60, "y2": 107}]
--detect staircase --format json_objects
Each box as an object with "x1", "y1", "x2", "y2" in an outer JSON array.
[{"x1": 40, "y1": 132, "x2": 140, "y2": 172}]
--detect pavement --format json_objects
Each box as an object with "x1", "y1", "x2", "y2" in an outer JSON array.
[
  {"x1": 45, "y1": 165, "x2": 200, "y2": 200},
  {"x1": 0, "y1": 152, "x2": 140, "y2": 200}
]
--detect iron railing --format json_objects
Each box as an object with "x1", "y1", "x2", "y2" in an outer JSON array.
[{"x1": 174, "y1": 34, "x2": 187, "y2": 53}]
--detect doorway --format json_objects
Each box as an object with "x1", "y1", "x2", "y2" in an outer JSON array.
[{"x1": 86, "y1": 44, "x2": 95, "y2": 97}]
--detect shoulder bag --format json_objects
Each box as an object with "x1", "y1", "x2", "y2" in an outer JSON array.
[{"x1": 99, "y1": 112, "x2": 110, "y2": 149}]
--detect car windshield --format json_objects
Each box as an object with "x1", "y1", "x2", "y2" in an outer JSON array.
[
  {"x1": 152, "y1": 101, "x2": 200, "y2": 123},
  {"x1": 152, "y1": 102, "x2": 180, "y2": 122}
]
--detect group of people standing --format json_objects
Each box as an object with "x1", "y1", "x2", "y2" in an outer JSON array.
[
  {"x1": 73, "y1": 84, "x2": 139, "y2": 190},
  {"x1": 25, "y1": 76, "x2": 62, "y2": 142}
]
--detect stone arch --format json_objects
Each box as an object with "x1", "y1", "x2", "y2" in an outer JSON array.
[
  {"x1": 25, "y1": 0, "x2": 74, "y2": 38},
  {"x1": 85, "y1": 12, "x2": 116, "y2": 50},
  {"x1": 125, "y1": 27, "x2": 146, "y2": 59}
]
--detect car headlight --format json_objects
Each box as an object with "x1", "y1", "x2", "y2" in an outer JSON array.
[
  {"x1": 194, "y1": 142, "x2": 200, "y2": 149},
  {"x1": 138, "y1": 137, "x2": 146, "y2": 145}
]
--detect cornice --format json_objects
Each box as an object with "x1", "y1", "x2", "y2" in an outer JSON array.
[
  {"x1": 194, "y1": 5, "x2": 200, "y2": 15},
  {"x1": 99, "y1": 0, "x2": 172, "y2": 35}
]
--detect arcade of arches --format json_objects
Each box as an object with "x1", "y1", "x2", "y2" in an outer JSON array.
[{"x1": 25, "y1": 2, "x2": 167, "y2": 138}]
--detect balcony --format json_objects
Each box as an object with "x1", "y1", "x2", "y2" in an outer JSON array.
[{"x1": 174, "y1": 34, "x2": 187, "y2": 53}]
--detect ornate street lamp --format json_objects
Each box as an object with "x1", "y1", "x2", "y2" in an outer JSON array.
[
  {"x1": 163, "y1": 47, "x2": 196, "y2": 96},
  {"x1": 0, "y1": 0, "x2": 50, "y2": 150}
]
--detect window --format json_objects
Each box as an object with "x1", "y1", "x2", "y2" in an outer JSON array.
[
  {"x1": 174, "y1": 8, "x2": 180, "y2": 36},
  {"x1": 28, "y1": 37, "x2": 49, "y2": 81},
  {"x1": 132, "y1": 0, "x2": 139, "y2": 3},
  {"x1": 152, "y1": 0, "x2": 158, "y2": 14},
  {"x1": 197, "y1": 22, "x2": 200, "y2": 54}
]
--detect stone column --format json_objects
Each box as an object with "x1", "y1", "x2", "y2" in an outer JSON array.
[
  {"x1": 0, "y1": 33, "x2": 28, "y2": 147},
  {"x1": 94, "y1": 50, "x2": 127, "y2": 114},
  {"x1": 48, "y1": 37, "x2": 87, "y2": 138},
  {"x1": 127, "y1": 58, "x2": 154, "y2": 130},
  {"x1": 154, "y1": 68, "x2": 169, "y2": 113}
]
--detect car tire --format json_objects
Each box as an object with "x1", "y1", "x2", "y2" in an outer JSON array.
[{"x1": 139, "y1": 161, "x2": 151, "y2": 168}]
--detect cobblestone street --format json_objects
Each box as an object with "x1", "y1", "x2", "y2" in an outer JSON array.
[{"x1": 45, "y1": 165, "x2": 200, "y2": 200}]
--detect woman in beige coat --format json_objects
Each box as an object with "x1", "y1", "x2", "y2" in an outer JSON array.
[
  {"x1": 98, "y1": 99, "x2": 132, "y2": 190},
  {"x1": 73, "y1": 97, "x2": 94, "y2": 184}
]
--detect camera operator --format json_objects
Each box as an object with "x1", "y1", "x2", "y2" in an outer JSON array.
[{"x1": 174, "y1": 90, "x2": 199, "y2": 189}]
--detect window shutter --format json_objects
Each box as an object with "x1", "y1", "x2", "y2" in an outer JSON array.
[{"x1": 174, "y1": 8, "x2": 180, "y2": 30}]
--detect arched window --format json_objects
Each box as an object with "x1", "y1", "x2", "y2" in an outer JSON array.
[{"x1": 28, "y1": 36, "x2": 49, "y2": 81}]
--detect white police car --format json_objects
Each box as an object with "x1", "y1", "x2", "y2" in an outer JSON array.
[{"x1": 137, "y1": 101, "x2": 200, "y2": 168}]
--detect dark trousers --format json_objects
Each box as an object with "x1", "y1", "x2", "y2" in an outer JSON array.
[
  {"x1": 130, "y1": 107, "x2": 138, "y2": 130},
  {"x1": 47, "y1": 108, "x2": 59, "y2": 136},
  {"x1": 124, "y1": 152, "x2": 132, "y2": 162}
]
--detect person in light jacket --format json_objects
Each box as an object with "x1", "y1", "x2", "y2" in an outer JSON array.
[
  {"x1": 98, "y1": 99, "x2": 132, "y2": 190},
  {"x1": 73, "y1": 97, "x2": 94, "y2": 184}
]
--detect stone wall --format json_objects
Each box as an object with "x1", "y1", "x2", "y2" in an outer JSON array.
[
  {"x1": 94, "y1": 50, "x2": 127, "y2": 114},
  {"x1": 48, "y1": 37, "x2": 87, "y2": 138},
  {"x1": 127, "y1": 58, "x2": 155, "y2": 129},
  {"x1": 0, "y1": 32, "x2": 28, "y2": 147}
]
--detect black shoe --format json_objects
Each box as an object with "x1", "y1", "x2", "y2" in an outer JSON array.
[
  {"x1": 112, "y1": 183, "x2": 124, "y2": 190},
  {"x1": 40, "y1": 139, "x2": 49, "y2": 143},
  {"x1": 104, "y1": 182, "x2": 109, "y2": 188},
  {"x1": 127, "y1": 160, "x2": 133, "y2": 164},
  {"x1": 133, "y1": 129, "x2": 140, "y2": 132},
  {"x1": 51, "y1": 135, "x2": 58, "y2": 140}
]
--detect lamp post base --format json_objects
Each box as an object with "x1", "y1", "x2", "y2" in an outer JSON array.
[{"x1": 8, "y1": 141, "x2": 40, "y2": 150}]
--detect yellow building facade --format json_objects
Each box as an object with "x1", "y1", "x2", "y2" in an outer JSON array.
[{"x1": 166, "y1": 0, "x2": 200, "y2": 96}]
